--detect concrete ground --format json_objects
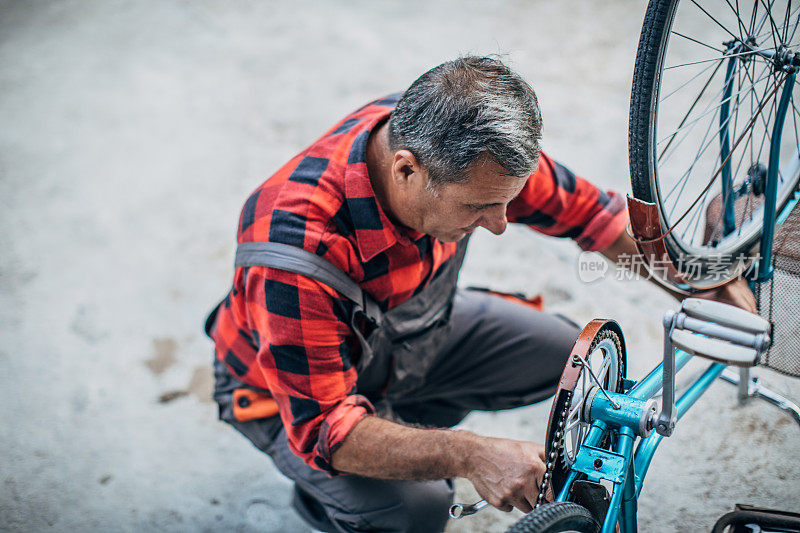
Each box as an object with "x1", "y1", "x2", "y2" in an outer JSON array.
[{"x1": 1, "y1": 1, "x2": 798, "y2": 532}]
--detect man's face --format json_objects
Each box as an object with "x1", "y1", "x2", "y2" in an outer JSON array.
[{"x1": 409, "y1": 158, "x2": 528, "y2": 242}]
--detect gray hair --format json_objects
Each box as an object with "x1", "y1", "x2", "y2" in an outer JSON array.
[{"x1": 388, "y1": 56, "x2": 543, "y2": 188}]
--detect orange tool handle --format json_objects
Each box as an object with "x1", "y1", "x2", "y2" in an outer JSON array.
[{"x1": 232, "y1": 388, "x2": 280, "y2": 422}]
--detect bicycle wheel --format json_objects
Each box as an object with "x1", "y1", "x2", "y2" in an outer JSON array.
[
  {"x1": 630, "y1": 0, "x2": 800, "y2": 285},
  {"x1": 507, "y1": 502, "x2": 600, "y2": 533}
]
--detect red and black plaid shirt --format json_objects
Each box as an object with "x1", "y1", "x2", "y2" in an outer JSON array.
[{"x1": 209, "y1": 94, "x2": 628, "y2": 474}]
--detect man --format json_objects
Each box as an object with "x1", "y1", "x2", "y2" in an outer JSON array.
[{"x1": 206, "y1": 56, "x2": 755, "y2": 532}]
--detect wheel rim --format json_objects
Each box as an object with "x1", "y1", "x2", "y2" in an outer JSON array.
[{"x1": 649, "y1": 0, "x2": 800, "y2": 269}]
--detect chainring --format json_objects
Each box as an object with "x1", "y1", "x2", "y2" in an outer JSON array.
[{"x1": 535, "y1": 319, "x2": 626, "y2": 507}]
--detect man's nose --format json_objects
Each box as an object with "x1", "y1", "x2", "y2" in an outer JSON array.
[{"x1": 478, "y1": 208, "x2": 508, "y2": 235}]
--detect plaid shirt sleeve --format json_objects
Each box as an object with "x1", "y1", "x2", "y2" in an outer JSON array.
[
  {"x1": 508, "y1": 152, "x2": 628, "y2": 251},
  {"x1": 243, "y1": 263, "x2": 375, "y2": 475}
]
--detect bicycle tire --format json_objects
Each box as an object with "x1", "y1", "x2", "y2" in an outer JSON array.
[
  {"x1": 629, "y1": 0, "x2": 800, "y2": 284},
  {"x1": 506, "y1": 502, "x2": 600, "y2": 533}
]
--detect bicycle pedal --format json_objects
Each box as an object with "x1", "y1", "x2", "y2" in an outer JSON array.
[
  {"x1": 670, "y1": 298, "x2": 771, "y2": 367},
  {"x1": 670, "y1": 329, "x2": 760, "y2": 367},
  {"x1": 681, "y1": 298, "x2": 769, "y2": 335}
]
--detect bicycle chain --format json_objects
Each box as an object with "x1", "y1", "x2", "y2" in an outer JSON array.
[{"x1": 534, "y1": 390, "x2": 571, "y2": 508}]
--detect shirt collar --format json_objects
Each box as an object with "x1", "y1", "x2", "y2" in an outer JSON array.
[{"x1": 343, "y1": 111, "x2": 423, "y2": 263}]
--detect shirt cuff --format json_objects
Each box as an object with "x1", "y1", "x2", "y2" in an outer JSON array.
[
  {"x1": 312, "y1": 394, "x2": 375, "y2": 475},
  {"x1": 575, "y1": 191, "x2": 629, "y2": 252}
]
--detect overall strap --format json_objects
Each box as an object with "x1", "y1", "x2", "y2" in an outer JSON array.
[{"x1": 235, "y1": 242, "x2": 382, "y2": 324}]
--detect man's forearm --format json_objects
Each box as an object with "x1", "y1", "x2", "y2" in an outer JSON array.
[
  {"x1": 330, "y1": 415, "x2": 474, "y2": 480},
  {"x1": 330, "y1": 415, "x2": 548, "y2": 513}
]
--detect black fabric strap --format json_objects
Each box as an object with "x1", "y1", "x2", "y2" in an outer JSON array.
[{"x1": 235, "y1": 242, "x2": 382, "y2": 323}]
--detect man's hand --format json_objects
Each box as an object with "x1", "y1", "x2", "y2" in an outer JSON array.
[
  {"x1": 692, "y1": 276, "x2": 757, "y2": 313},
  {"x1": 464, "y1": 436, "x2": 547, "y2": 513}
]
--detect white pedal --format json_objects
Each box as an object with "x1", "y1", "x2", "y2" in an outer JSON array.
[
  {"x1": 670, "y1": 329, "x2": 759, "y2": 367},
  {"x1": 681, "y1": 298, "x2": 770, "y2": 335}
]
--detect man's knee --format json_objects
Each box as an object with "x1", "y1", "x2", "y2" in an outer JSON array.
[{"x1": 321, "y1": 478, "x2": 454, "y2": 533}]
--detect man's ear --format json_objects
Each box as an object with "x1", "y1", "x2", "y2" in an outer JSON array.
[{"x1": 391, "y1": 150, "x2": 425, "y2": 190}]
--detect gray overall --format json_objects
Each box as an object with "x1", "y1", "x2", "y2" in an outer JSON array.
[{"x1": 211, "y1": 239, "x2": 579, "y2": 533}]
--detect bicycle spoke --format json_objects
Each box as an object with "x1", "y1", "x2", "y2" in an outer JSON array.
[
  {"x1": 671, "y1": 30, "x2": 725, "y2": 53},
  {"x1": 787, "y1": 3, "x2": 800, "y2": 43},
  {"x1": 665, "y1": 47, "x2": 778, "y2": 70},
  {"x1": 702, "y1": 170, "x2": 736, "y2": 246},
  {"x1": 710, "y1": 67, "x2": 756, "y2": 243},
  {"x1": 759, "y1": 0, "x2": 783, "y2": 50},
  {"x1": 659, "y1": 61, "x2": 726, "y2": 162},
  {"x1": 750, "y1": 54, "x2": 756, "y2": 169},
  {"x1": 751, "y1": 0, "x2": 780, "y2": 53},
  {"x1": 696, "y1": 86, "x2": 753, "y2": 246},
  {"x1": 750, "y1": 3, "x2": 800, "y2": 43},
  {"x1": 666, "y1": 86, "x2": 747, "y2": 226},
  {"x1": 738, "y1": 55, "x2": 780, "y2": 135},
  {"x1": 581, "y1": 363, "x2": 587, "y2": 396},
  {"x1": 661, "y1": 60, "x2": 721, "y2": 103},
  {"x1": 663, "y1": 98, "x2": 722, "y2": 200},
  {"x1": 594, "y1": 357, "x2": 611, "y2": 386},
  {"x1": 659, "y1": 57, "x2": 777, "y2": 233},
  {"x1": 736, "y1": 188, "x2": 754, "y2": 238},
  {"x1": 659, "y1": 62, "x2": 771, "y2": 145},
  {"x1": 569, "y1": 396, "x2": 582, "y2": 419},
  {"x1": 730, "y1": 113, "x2": 756, "y2": 239},
  {"x1": 660, "y1": 75, "x2": 786, "y2": 242},
  {"x1": 729, "y1": 68, "x2": 778, "y2": 234},
  {"x1": 791, "y1": 96, "x2": 800, "y2": 160},
  {"x1": 706, "y1": 0, "x2": 794, "y2": 49},
  {"x1": 716, "y1": 72, "x2": 780, "y2": 239},
  {"x1": 769, "y1": 0, "x2": 783, "y2": 44},
  {"x1": 665, "y1": 106, "x2": 726, "y2": 218},
  {"x1": 711, "y1": 71, "x2": 755, "y2": 242},
  {"x1": 750, "y1": 0, "x2": 760, "y2": 36},
  {"x1": 690, "y1": 0, "x2": 744, "y2": 41},
  {"x1": 733, "y1": 60, "x2": 744, "y2": 150},
  {"x1": 685, "y1": 178, "x2": 717, "y2": 245},
  {"x1": 783, "y1": 0, "x2": 792, "y2": 42},
  {"x1": 751, "y1": 0, "x2": 779, "y2": 41},
  {"x1": 658, "y1": 65, "x2": 772, "y2": 154},
  {"x1": 727, "y1": 0, "x2": 752, "y2": 40},
  {"x1": 660, "y1": 106, "x2": 720, "y2": 175},
  {"x1": 754, "y1": 73, "x2": 779, "y2": 166},
  {"x1": 727, "y1": 62, "x2": 778, "y2": 241},
  {"x1": 682, "y1": 78, "x2": 751, "y2": 244}
]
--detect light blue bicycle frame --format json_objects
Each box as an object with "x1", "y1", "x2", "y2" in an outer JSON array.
[{"x1": 554, "y1": 65, "x2": 798, "y2": 533}]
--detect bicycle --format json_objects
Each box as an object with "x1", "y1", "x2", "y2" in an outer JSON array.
[
  {"x1": 502, "y1": 298, "x2": 776, "y2": 532},
  {"x1": 502, "y1": 1, "x2": 800, "y2": 531}
]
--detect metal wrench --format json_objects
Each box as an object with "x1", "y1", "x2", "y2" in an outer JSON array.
[{"x1": 448, "y1": 499, "x2": 489, "y2": 519}]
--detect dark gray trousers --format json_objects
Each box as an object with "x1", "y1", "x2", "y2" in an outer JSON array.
[{"x1": 221, "y1": 289, "x2": 580, "y2": 533}]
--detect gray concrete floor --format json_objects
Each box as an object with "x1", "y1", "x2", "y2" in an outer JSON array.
[{"x1": 0, "y1": 1, "x2": 798, "y2": 532}]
